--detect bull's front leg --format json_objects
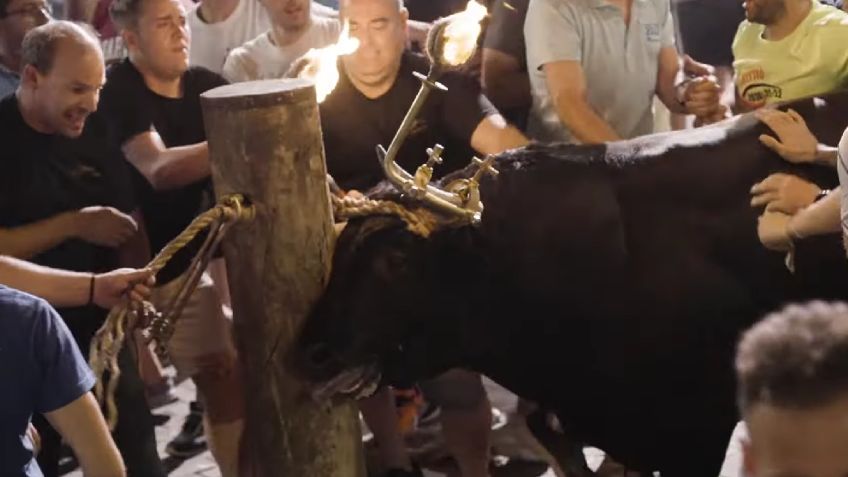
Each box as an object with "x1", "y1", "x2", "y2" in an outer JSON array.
[{"x1": 526, "y1": 408, "x2": 595, "y2": 477}]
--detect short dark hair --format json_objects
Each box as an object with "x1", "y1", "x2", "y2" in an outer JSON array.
[
  {"x1": 736, "y1": 301, "x2": 848, "y2": 412},
  {"x1": 109, "y1": 0, "x2": 143, "y2": 30},
  {"x1": 20, "y1": 21, "x2": 100, "y2": 73}
]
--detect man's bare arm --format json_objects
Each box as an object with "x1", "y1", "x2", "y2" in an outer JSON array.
[
  {"x1": 0, "y1": 214, "x2": 77, "y2": 259},
  {"x1": 45, "y1": 393, "x2": 126, "y2": 477},
  {"x1": 0, "y1": 256, "x2": 154, "y2": 308},
  {"x1": 470, "y1": 114, "x2": 530, "y2": 155},
  {"x1": 122, "y1": 131, "x2": 210, "y2": 191},
  {"x1": 542, "y1": 60, "x2": 620, "y2": 144}
]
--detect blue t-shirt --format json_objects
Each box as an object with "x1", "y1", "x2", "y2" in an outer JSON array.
[{"x1": 0, "y1": 285, "x2": 96, "y2": 477}]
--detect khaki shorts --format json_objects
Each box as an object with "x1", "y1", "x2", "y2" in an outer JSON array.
[{"x1": 152, "y1": 271, "x2": 235, "y2": 380}]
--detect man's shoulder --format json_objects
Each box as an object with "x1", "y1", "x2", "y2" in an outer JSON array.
[
  {"x1": 102, "y1": 59, "x2": 144, "y2": 99},
  {"x1": 808, "y1": 3, "x2": 848, "y2": 33},
  {"x1": 0, "y1": 286, "x2": 51, "y2": 332},
  {"x1": 732, "y1": 19, "x2": 762, "y2": 49},
  {"x1": 538, "y1": 0, "x2": 592, "y2": 13},
  {"x1": 185, "y1": 65, "x2": 229, "y2": 93},
  {"x1": 104, "y1": 58, "x2": 138, "y2": 82},
  {"x1": 228, "y1": 31, "x2": 271, "y2": 60}
]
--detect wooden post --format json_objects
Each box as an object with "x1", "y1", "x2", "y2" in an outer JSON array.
[{"x1": 201, "y1": 79, "x2": 365, "y2": 476}]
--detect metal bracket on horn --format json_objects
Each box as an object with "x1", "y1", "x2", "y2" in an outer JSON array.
[{"x1": 374, "y1": 4, "x2": 496, "y2": 226}]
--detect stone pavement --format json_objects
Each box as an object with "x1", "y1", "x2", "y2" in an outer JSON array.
[{"x1": 62, "y1": 376, "x2": 743, "y2": 477}]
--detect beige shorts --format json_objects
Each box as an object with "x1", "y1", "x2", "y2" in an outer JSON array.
[{"x1": 152, "y1": 271, "x2": 235, "y2": 380}]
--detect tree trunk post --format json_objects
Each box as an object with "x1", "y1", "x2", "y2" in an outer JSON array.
[{"x1": 201, "y1": 79, "x2": 365, "y2": 476}]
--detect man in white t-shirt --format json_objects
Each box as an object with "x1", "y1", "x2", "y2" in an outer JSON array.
[
  {"x1": 222, "y1": 0, "x2": 340, "y2": 81},
  {"x1": 188, "y1": 0, "x2": 337, "y2": 73}
]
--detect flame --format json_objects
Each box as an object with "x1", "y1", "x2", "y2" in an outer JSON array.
[
  {"x1": 298, "y1": 21, "x2": 360, "y2": 103},
  {"x1": 441, "y1": 0, "x2": 488, "y2": 66}
]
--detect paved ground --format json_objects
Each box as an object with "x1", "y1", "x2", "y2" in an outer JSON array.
[{"x1": 63, "y1": 375, "x2": 743, "y2": 477}]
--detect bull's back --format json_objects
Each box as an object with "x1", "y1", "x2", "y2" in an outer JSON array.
[{"x1": 470, "y1": 116, "x2": 845, "y2": 470}]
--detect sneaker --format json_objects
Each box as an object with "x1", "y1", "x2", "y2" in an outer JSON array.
[{"x1": 165, "y1": 402, "x2": 207, "y2": 458}]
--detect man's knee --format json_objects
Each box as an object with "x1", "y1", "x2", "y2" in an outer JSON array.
[
  {"x1": 419, "y1": 369, "x2": 487, "y2": 411},
  {"x1": 193, "y1": 352, "x2": 244, "y2": 423}
]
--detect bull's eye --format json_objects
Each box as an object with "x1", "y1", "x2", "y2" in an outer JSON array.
[{"x1": 374, "y1": 250, "x2": 408, "y2": 280}]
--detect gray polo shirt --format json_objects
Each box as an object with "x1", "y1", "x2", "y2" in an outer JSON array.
[
  {"x1": 525, "y1": 0, "x2": 676, "y2": 143},
  {"x1": 0, "y1": 63, "x2": 19, "y2": 98}
]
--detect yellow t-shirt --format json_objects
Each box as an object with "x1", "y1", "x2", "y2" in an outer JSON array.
[{"x1": 732, "y1": 1, "x2": 848, "y2": 109}]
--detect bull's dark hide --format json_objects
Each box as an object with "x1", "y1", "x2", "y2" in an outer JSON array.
[{"x1": 296, "y1": 93, "x2": 848, "y2": 477}]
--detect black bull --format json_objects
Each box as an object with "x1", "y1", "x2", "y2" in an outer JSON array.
[{"x1": 293, "y1": 93, "x2": 848, "y2": 476}]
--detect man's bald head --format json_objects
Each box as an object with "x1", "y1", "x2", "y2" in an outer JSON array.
[
  {"x1": 18, "y1": 20, "x2": 105, "y2": 138},
  {"x1": 21, "y1": 20, "x2": 102, "y2": 74},
  {"x1": 340, "y1": 0, "x2": 404, "y2": 14}
]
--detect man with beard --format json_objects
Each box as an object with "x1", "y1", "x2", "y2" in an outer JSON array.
[
  {"x1": 102, "y1": 0, "x2": 245, "y2": 473},
  {"x1": 0, "y1": 21, "x2": 165, "y2": 477},
  {"x1": 734, "y1": 0, "x2": 848, "y2": 112},
  {"x1": 731, "y1": 1, "x2": 848, "y2": 257}
]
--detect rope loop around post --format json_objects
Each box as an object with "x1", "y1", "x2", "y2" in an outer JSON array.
[{"x1": 89, "y1": 193, "x2": 255, "y2": 430}]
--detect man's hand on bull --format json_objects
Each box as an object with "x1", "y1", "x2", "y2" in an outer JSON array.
[
  {"x1": 757, "y1": 211, "x2": 799, "y2": 252},
  {"x1": 751, "y1": 173, "x2": 821, "y2": 215},
  {"x1": 756, "y1": 108, "x2": 821, "y2": 164}
]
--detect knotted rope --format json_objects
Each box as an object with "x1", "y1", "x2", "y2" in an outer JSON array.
[
  {"x1": 89, "y1": 194, "x2": 254, "y2": 430},
  {"x1": 330, "y1": 193, "x2": 448, "y2": 238}
]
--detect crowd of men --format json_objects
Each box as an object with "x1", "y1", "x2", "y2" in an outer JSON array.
[{"x1": 1, "y1": 0, "x2": 848, "y2": 476}]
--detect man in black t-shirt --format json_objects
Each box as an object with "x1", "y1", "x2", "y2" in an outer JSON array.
[
  {"x1": 322, "y1": 1, "x2": 528, "y2": 476},
  {"x1": 0, "y1": 21, "x2": 164, "y2": 477},
  {"x1": 100, "y1": 0, "x2": 245, "y2": 473},
  {"x1": 323, "y1": 1, "x2": 527, "y2": 193}
]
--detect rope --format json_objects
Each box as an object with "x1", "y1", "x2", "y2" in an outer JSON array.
[
  {"x1": 89, "y1": 194, "x2": 254, "y2": 430},
  {"x1": 90, "y1": 191, "x2": 434, "y2": 429},
  {"x1": 330, "y1": 194, "x2": 446, "y2": 238}
]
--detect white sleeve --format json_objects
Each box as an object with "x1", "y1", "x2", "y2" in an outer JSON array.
[{"x1": 837, "y1": 129, "x2": 848, "y2": 239}]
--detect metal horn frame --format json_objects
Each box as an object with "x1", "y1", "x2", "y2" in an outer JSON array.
[{"x1": 375, "y1": 11, "x2": 497, "y2": 226}]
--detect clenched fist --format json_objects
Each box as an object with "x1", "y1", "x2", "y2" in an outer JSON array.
[{"x1": 74, "y1": 206, "x2": 138, "y2": 247}]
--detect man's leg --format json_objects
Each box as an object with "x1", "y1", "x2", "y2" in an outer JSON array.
[
  {"x1": 159, "y1": 271, "x2": 244, "y2": 477},
  {"x1": 360, "y1": 387, "x2": 418, "y2": 474},
  {"x1": 111, "y1": 344, "x2": 168, "y2": 477},
  {"x1": 421, "y1": 369, "x2": 492, "y2": 477}
]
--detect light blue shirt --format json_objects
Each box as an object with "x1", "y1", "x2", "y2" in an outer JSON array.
[
  {"x1": 0, "y1": 64, "x2": 20, "y2": 98},
  {"x1": 525, "y1": 0, "x2": 676, "y2": 143}
]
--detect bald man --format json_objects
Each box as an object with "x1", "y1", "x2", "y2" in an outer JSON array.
[{"x1": 0, "y1": 21, "x2": 164, "y2": 477}]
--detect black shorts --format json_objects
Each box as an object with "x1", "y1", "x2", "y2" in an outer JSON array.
[{"x1": 673, "y1": 0, "x2": 746, "y2": 67}]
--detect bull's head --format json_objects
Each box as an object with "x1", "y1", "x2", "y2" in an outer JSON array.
[
  {"x1": 293, "y1": 205, "x2": 482, "y2": 401},
  {"x1": 294, "y1": 2, "x2": 493, "y2": 400}
]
